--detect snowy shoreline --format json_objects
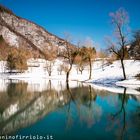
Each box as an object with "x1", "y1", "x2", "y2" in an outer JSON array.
[
  {"x1": 1, "y1": 73, "x2": 140, "y2": 95},
  {"x1": 0, "y1": 59, "x2": 140, "y2": 95}
]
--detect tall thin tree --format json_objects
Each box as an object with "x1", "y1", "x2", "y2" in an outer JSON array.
[
  {"x1": 108, "y1": 8, "x2": 130, "y2": 80},
  {"x1": 80, "y1": 38, "x2": 96, "y2": 79},
  {"x1": 59, "y1": 34, "x2": 78, "y2": 82}
]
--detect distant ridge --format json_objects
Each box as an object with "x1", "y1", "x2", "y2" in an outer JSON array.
[{"x1": 0, "y1": 4, "x2": 70, "y2": 59}]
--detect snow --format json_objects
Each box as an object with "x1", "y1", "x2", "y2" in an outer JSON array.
[
  {"x1": 87, "y1": 83, "x2": 140, "y2": 95},
  {"x1": 116, "y1": 79, "x2": 140, "y2": 88},
  {"x1": 0, "y1": 59, "x2": 140, "y2": 95},
  {"x1": 2, "y1": 103, "x2": 19, "y2": 120}
]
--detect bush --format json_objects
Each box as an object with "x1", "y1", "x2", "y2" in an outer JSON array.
[
  {"x1": 0, "y1": 35, "x2": 11, "y2": 60},
  {"x1": 7, "y1": 48, "x2": 28, "y2": 73}
]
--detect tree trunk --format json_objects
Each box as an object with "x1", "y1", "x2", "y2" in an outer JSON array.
[
  {"x1": 66, "y1": 71, "x2": 70, "y2": 82},
  {"x1": 66, "y1": 81, "x2": 75, "y2": 102},
  {"x1": 77, "y1": 68, "x2": 79, "y2": 74},
  {"x1": 49, "y1": 80, "x2": 52, "y2": 90},
  {"x1": 89, "y1": 59, "x2": 92, "y2": 79},
  {"x1": 66, "y1": 64, "x2": 72, "y2": 82},
  {"x1": 120, "y1": 59, "x2": 126, "y2": 80}
]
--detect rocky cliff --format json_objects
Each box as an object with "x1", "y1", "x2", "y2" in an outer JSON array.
[{"x1": 0, "y1": 4, "x2": 65, "y2": 58}]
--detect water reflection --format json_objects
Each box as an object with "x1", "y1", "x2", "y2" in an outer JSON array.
[
  {"x1": 109, "y1": 88, "x2": 127, "y2": 140},
  {"x1": 0, "y1": 80, "x2": 140, "y2": 140}
]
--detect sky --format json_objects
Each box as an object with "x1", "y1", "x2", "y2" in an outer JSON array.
[{"x1": 0, "y1": 0, "x2": 140, "y2": 48}]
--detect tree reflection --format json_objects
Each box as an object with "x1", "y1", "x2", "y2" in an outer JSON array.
[
  {"x1": 88, "y1": 85, "x2": 97, "y2": 107},
  {"x1": 76, "y1": 84, "x2": 101, "y2": 128},
  {"x1": 65, "y1": 82, "x2": 75, "y2": 129},
  {"x1": 7, "y1": 80, "x2": 28, "y2": 97},
  {"x1": 66, "y1": 82, "x2": 75, "y2": 102},
  {"x1": 65, "y1": 82, "x2": 101, "y2": 129},
  {"x1": 110, "y1": 88, "x2": 128, "y2": 140}
]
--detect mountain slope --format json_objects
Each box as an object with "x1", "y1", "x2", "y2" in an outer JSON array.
[{"x1": 0, "y1": 4, "x2": 65, "y2": 58}]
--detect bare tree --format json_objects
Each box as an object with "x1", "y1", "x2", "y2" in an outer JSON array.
[
  {"x1": 57, "y1": 64, "x2": 63, "y2": 75},
  {"x1": 78, "y1": 64, "x2": 85, "y2": 75},
  {"x1": 108, "y1": 8, "x2": 130, "y2": 80},
  {"x1": 59, "y1": 34, "x2": 78, "y2": 82},
  {"x1": 75, "y1": 54, "x2": 85, "y2": 74},
  {"x1": 97, "y1": 49, "x2": 108, "y2": 71},
  {"x1": 80, "y1": 38, "x2": 96, "y2": 79},
  {"x1": 45, "y1": 60, "x2": 55, "y2": 76},
  {"x1": 130, "y1": 30, "x2": 140, "y2": 60}
]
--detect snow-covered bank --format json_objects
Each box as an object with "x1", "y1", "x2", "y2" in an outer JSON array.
[
  {"x1": 88, "y1": 60, "x2": 140, "y2": 94},
  {"x1": 116, "y1": 79, "x2": 140, "y2": 88},
  {"x1": 0, "y1": 59, "x2": 140, "y2": 94},
  {"x1": 91, "y1": 60, "x2": 140, "y2": 83},
  {"x1": 88, "y1": 83, "x2": 140, "y2": 95}
]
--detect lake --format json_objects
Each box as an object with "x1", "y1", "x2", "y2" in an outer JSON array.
[{"x1": 0, "y1": 79, "x2": 140, "y2": 140}]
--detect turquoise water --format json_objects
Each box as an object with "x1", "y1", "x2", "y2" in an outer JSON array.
[{"x1": 0, "y1": 80, "x2": 140, "y2": 140}]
